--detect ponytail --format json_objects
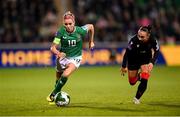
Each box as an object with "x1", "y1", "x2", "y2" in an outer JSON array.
[
  {"x1": 139, "y1": 25, "x2": 152, "y2": 34},
  {"x1": 147, "y1": 25, "x2": 152, "y2": 33}
]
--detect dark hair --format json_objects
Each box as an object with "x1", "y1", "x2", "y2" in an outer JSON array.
[{"x1": 139, "y1": 25, "x2": 152, "y2": 34}]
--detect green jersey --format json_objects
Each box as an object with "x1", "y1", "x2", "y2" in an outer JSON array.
[{"x1": 53, "y1": 25, "x2": 88, "y2": 57}]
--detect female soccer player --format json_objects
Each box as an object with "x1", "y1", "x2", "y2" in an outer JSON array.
[
  {"x1": 120, "y1": 25, "x2": 159, "y2": 104},
  {"x1": 47, "y1": 11, "x2": 95, "y2": 102}
]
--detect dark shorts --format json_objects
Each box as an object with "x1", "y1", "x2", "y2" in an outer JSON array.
[{"x1": 127, "y1": 56, "x2": 151, "y2": 70}]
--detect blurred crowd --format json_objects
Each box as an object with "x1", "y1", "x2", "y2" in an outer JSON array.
[
  {"x1": 0, "y1": 0, "x2": 180, "y2": 44},
  {"x1": 73, "y1": 0, "x2": 180, "y2": 44},
  {"x1": 0, "y1": 0, "x2": 57, "y2": 43}
]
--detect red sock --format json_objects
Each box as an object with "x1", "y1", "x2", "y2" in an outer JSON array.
[{"x1": 140, "y1": 72, "x2": 150, "y2": 80}]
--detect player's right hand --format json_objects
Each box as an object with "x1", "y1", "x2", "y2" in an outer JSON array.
[
  {"x1": 56, "y1": 52, "x2": 66, "y2": 59},
  {"x1": 120, "y1": 67, "x2": 127, "y2": 76}
]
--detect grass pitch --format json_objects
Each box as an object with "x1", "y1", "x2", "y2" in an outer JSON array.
[{"x1": 0, "y1": 66, "x2": 180, "y2": 116}]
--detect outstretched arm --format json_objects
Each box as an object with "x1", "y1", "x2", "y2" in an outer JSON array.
[
  {"x1": 86, "y1": 24, "x2": 95, "y2": 49},
  {"x1": 147, "y1": 39, "x2": 159, "y2": 72},
  {"x1": 150, "y1": 39, "x2": 159, "y2": 65},
  {"x1": 120, "y1": 37, "x2": 135, "y2": 76},
  {"x1": 120, "y1": 49, "x2": 128, "y2": 76}
]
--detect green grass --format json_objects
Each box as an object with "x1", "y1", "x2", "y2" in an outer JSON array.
[{"x1": 0, "y1": 66, "x2": 180, "y2": 116}]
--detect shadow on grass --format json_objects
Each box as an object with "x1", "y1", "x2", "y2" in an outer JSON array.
[
  {"x1": 147, "y1": 101, "x2": 180, "y2": 108},
  {"x1": 68, "y1": 102, "x2": 156, "y2": 112}
]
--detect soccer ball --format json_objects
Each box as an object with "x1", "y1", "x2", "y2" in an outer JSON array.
[{"x1": 54, "y1": 91, "x2": 70, "y2": 107}]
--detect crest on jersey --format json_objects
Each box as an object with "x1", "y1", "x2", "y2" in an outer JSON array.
[
  {"x1": 76, "y1": 34, "x2": 81, "y2": 41},
  {"x1": 128, "y1": 41, "x2": 133, "y2": 50}
]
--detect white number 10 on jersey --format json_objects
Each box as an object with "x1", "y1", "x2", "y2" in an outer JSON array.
[{"x1": 68, "y1": 40, "x2": 76, "y2": 47}]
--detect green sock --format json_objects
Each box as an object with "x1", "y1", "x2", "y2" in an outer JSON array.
[
  {"x1": 52, "y1": 76, "x2": 68, "y2": 94},
  {"x1": 55, "y1": 80, "x2": 58, "y2": 87}
]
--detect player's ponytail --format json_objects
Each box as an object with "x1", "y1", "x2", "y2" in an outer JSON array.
[
  {"x1": 139, "y1": 25, "x2": 152, "y2": 34},
  {"x1": 147, "y1": 25, "x2": 152, "y2": 33}
]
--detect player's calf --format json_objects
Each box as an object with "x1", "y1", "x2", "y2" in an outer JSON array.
[{"x1": 135, "y1": 78, "x2": 148, "y2": 100}]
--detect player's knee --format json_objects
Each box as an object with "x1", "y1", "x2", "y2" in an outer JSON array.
[
  {"x1": 140, "y1": 72, "x2": 150, "y2": 80},
  {"x1": 141, "y1": 65, "x2": 149, "y2": 73},
  {"x1": 129, "y1": 77, "x2": 138, "y2": 86},
  {"x1": 62, "y1": 73, "x2": 69, "y2": 78}
]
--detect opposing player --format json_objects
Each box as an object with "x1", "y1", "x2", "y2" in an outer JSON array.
[
  {"x1": 120, "y1": 25, "x2": 159, "y2": 104},
  {"x1": 47, "y1": 11, "x2": 95, "y2": 103}
]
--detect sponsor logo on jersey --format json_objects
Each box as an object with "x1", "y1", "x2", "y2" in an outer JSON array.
[
  {"x1": 63, "y1": 36, "x2": 67, "y2": 39},
  {"x1": 140, "y1": 50, "x2": 146, "y2": 53}
]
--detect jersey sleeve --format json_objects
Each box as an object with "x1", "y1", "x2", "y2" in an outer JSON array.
[
  {"x1": 80, "y1": 25, "x2": 88, "y2": 37},
  {"x1": 122, "y1": 49, "x2": 128, "y2": 68},
  {"x1": 127, "y1": 38, "x2": 135, "y2": 51},
  {"x1": 81, "y1": 25, "x2": 88, "y2": 32},
  {"x1": 52, "y1": 27, "x2": 63, "y2": 44},
  {"x1": 121, "y1": 37, "x2": 135, "y2": 68}
]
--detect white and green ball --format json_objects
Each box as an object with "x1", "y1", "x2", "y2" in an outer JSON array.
[{"x1": 54, "y1": 91, "x2": 70, "y2": 107}]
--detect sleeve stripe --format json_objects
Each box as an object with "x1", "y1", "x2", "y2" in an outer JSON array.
[
  {"x1": 53, "y1": 37, "x2": 61, "y2": 44},
  {"x1": 81, "y1": 25, "x2": 88, "y2": 32}
]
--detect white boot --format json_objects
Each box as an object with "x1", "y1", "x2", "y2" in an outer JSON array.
[{"x1": 133, "y1": 97, "x2": 140, "y2": 104}]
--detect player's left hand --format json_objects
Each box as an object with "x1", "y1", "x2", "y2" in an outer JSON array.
[
  {"x1": 120, "y1": 67, "x2": 127, "y2": 76},
  {"x1": 89, "y1": 41, "x2": 95, "y2": 50}
]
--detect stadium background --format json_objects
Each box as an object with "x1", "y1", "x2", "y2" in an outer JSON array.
[
  {"x1": 0, "y1": 0, "x2": 180, "y2": 116},
  {"x1": 0, "y1": 0, "x2": 180, "y2": 67}
]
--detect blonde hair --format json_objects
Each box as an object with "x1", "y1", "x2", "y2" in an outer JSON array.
[{"x1": 63, "y1": 11, "x2": 75, "y2": 22}]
